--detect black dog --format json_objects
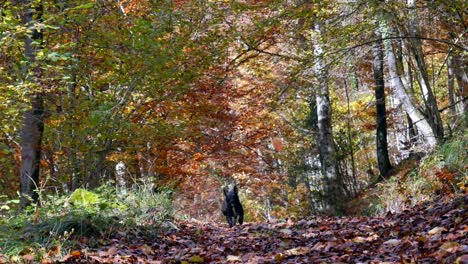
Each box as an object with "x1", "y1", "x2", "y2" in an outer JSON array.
[{"x1": 221, "y1": 184, "x2": 244, "y2": 228}]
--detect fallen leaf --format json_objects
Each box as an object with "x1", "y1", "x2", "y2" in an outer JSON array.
[
  {"x1": 456, "y1": 254, "x2": 468, "y2": 264},
  {"x1": 428, "y1": 227, "x2": 447, "y2": 235},
  {"x1": 274, "y1": 253, "x2": 284, "y2": 262},
  {"x1": 383, "y1": 239, "x2": 401, "y2": 246},
  {"x1": 140, "y1": 244, "x2": 155, "y2": 255},
  {"x1": 439, "y1": 242, "x2": 460, "y2": 253},
  {"x1": 227, "y1": 255, "x2": 241, "y2": 261},
  {"x1": 107, "y1": 246, "x2": 118, "y2": 255},
  {"x1": 188, "y1": 255, "x2": 204, "y2": 263},
  {"x1": 415, "y1": 235, "x2": 427, "y2": 242},
  {"x1": 285, "y1": 246, "x2": 310, "y2": 256},
  {"x1": 47, "y1": 245, "x2": 61, "y2": 257},
  {"x1": 352, "y1": 236, "x2": 366, "y2": 243}
]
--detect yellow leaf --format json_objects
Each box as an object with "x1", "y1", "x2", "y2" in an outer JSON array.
[
  {"x1": 274, "y1": 253, "x2": 284, "y2": 262},
  {"x1": 189, "y1": 255, "x2": 204, "y2": 263},
  {"x1": 439, "y1": 242, "x2": 460, "y2": 253}
]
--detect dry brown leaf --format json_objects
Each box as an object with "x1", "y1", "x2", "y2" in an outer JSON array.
[
  {"x1": 284, "y1": 246, "x2": 311, "y2": 256},
  {"x1": 226, "y1": 255, "x2": 241, "y2": 262},
  {"x1": 140, "y1": 244, "x2": 155, "y2": 255},
  {"x1": 428, "y1": 227, "x2": 447, "y2": 235},
  {"x1": 107, "y1": 246, "x2": 118, "y2": 255}
]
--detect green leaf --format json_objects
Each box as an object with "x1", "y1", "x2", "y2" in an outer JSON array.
[
  {"x1": 72, "y1": 3, "x2": 94, "y2": 10},
  {"x1": 8, "y1": 199, "x2": 19, "y2": 204},
  {"x1": 47, "y1": 52, "x2": 59, "y2": 62},
  {"x1": 69, "y1": 188, "x2": 100, "y2": 206}
]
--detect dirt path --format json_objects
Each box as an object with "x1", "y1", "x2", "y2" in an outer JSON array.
[{"x1": 61, "y1": 195, "x2": 466, "y2": 263}]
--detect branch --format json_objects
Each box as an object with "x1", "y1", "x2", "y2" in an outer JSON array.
[
  {"x1": 438, "y1": 97, "x2": 467, "y2": 113},
  {"x1": 341, "y1": 35, "x2": 468, "y2": 53}
]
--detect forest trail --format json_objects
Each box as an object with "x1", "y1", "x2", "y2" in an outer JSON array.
[{"x1": 60, "y1": 195, "x2": 466, "y2": 264}]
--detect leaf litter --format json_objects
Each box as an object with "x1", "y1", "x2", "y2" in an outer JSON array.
[{"x1": 40, "y1": 195, "x2": 467, "y2": 263}]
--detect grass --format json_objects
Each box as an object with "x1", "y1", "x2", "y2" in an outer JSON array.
[{"x1": 0, "y1": 179, "x2": 174, "y2": 262}]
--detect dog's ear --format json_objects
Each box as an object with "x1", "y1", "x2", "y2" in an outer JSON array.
[{"x1": 223, "y1": 186, "x2": 228, "y2": 197}]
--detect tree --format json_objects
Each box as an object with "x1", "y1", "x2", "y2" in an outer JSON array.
[
  {"x1": 19, "y1": 0, "x2": 45, "y2": 208},
  {"x1": 379, "y1": 17, "x2": 438, "y2": 148},
  {"x1": 313, "y1": 21, "x2": 344, "y2": 215},
  {"x1": 372, "y1": 31, "x2": 392, "y2": 179},
  {"x1": 406, "y1": 0, "x2": 444, "y2": 142}
]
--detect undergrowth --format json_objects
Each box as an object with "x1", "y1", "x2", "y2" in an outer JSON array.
[
  {"x1": 0, "y1": 179, "x2": 174, "y2": 262},
  {"x1": 374, "y1": 131, "x2": 467, "y2": 215}
]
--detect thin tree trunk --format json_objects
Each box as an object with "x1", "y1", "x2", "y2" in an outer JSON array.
[
  {"x1": 343, "y1": 79, "x2": 358, "y2": 193},
  {"x1": 407, "y1": 0, "x2": 444, "y2": 141},
  {"x1": 448, "y1": 53, "x2": 468, "y2": 114},
  {"x1": 314, "y1": 22, "x2": 343, "y2": 215},
  {"x1": 447, "y1": 57, "x2": 459, "y2": 118},
  {"x1": 372, "y1": 34, "x2": 392, "y2": 179},
  {"x1": 20, "y1": 0, "x2": 45, "y2": 208},
  {"x1": 379, "y1": 19, "x2": 437, "y2": 149}
]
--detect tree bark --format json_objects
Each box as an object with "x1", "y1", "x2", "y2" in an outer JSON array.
[
  {"x1": 344, "y1": 78, "x2": 358, "y2": 194},
  {"x1": 314, "y1": 23, "x2": 343, "y2": 215},
  {"x1": 407, "y1": 0, "x2": 444, "y2": 142},
  {"x1": 20, "y1": 0, "x2": 45, "y2": 208},
  {"x1": 372, "y1": 34, "x2": 392, "y2": 179},
  {"x1": 447, "y1": 57, "x2": 459, "y2": 118},
  {"x1": 448, "y1": 53, "x2": 468, "y2": 114},
  {"x1": 379, "y1": 19, "x2": 438, "y2": 149}
]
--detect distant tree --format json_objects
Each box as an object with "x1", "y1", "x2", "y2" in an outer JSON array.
[{"x1": 19, "y1": 0, "x2": 45, "y2": 208}]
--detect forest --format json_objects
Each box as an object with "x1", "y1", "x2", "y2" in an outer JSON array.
[{"x1": 0, "y1": 0, "x2": 466, "y2": 263}]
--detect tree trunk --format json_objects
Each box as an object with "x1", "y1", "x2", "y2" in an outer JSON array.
[
  {"x1": 379, "y1": 19, "x2": 437, "y2": 149},
  {"x1": 20, "y1": 96, "x2": 44, "y2": 208},
  {"x1": 372, "y1": 34, "x2": 392, "y2": 179},
  {"x1": 19, "y1": 0, "x2": 45, "y2": 208},
  {"x1": 448, "y1": 53, "x2": 468, "y2": 114},
  {"x1": 314, "y1": 23, "x2": 343, "y2": 215},
  {"x1": 447, "y1": 57, "x2": 459, "y2": 118},
  {"x1": 344, "y1": 78, "x2": 358, "y2": 194},
  {"x1": 407, "y1": 0, "x2": 444, "y2": 142}
]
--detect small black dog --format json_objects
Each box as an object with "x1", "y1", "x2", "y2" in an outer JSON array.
[{"x1": 221, "y1": 183, "x2": 244, "y2": 228}]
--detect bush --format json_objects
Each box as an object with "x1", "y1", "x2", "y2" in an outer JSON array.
[{"x1": 0, "y1": 179, "x2": 174, "y2": 261}]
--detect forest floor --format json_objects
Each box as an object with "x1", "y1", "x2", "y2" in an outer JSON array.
[{"x1": 34, "y1": 195, "x2": 466, "y2": 264}]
